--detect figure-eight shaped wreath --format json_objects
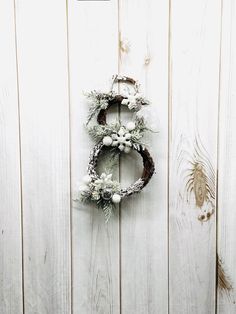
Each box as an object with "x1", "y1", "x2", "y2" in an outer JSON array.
[{"x1": 75, "y1": 75, "x2": 155, "y2": 221}]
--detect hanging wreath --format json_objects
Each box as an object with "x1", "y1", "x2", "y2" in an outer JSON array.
[{"x1": 75, "y1": 75, "x2": 156, "y2": 221}]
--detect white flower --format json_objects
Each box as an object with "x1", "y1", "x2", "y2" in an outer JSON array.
[
  {"x1": 94, "y1": 173, "x2": 113, "y2": 189},
  {"x1": 92, "y1": 173, "x2": 120, "y2": 201},
  {"x1": 111, "y1": 127, "x2": 132, "y2": 153},
  {"x1": 121, "y1": 93, "x2": 143, "y2": 111}
]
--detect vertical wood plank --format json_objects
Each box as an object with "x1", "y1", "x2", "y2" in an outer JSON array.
[
  {"x1": 67, "y1": 1, "x2": 120, "y2": 313},
  {"x1": 0, "y1": 0, "x2": 23, "y2": 313},
  {"x1": 15, "y1": 0, "x2": 71, "y2": 312},
  {"x1": 217, "y1": 0, "x2": 236, "y2": 312},
  {"x1": 118, "y1": 0, "x2": 169, "y2": 313},
  {"x1": 169, "y1": 0, "x2": 221, "y2": 312}
]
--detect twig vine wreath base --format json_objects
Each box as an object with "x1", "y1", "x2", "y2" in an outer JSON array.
[
  {"x1": 76, "y1": 75, "x2": 156, "y2": 222},
  {"x1": 87, "y1": 142, "x2": 155, "y2": 198}
]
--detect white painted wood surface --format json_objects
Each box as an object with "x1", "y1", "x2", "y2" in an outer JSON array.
[
  {"x1": 1, "y1": 0, "x2": 236, "y2": 313},
  {"x1": 218, "y1": 0, "x2": 236, "y2": 312},
  {"x1": 118, "y1": 1, "x2": 169, "y2": 313},
  {"x1": 0, "y1": 0, "x2": 23, "y2": 313},
  {"x1": 67, "y1": 1, "x2": 120, "y2": 313},
  {"x1": 169, "y1": 0, "x2": 221, "y2": 313},
  {"x1": 14, "y1": 0, "x2": 71, "y2": 313}
]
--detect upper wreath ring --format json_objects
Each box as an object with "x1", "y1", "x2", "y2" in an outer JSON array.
[
  {"x1": 86, "y1": 75, "x2": 151, "y2": 154},
  {"x1": 86, "y1": 75, "x2": 149, "y2": 127},
  {"x1": 97, "y1": 75, "x2": 144, "y2": 125}
]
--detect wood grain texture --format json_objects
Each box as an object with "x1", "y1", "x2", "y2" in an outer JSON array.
[
  {"x1": 67, "y1": 0, "x2": 120, "y2": 313},
  {"x1": 169, "y1": 0, "x2": 221, "y2": 313},
  {"x1": 1, "y1": 1, "x2": 235, "y2": 313},
  {"x1": 0, "y1": 0, "x2": 23, "y2": 312},
  {"x1": 118, "y1": 0, "x2": 169, "y2": 313},
  {"x1": 217, "y1": 0, "x2": 236, "y2": 312},
  {"x1": 15, "y1": 0, "x2": 71, "y2": 312}
]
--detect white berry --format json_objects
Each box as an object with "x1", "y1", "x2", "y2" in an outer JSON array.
[
  {"x1": 103, "y1": 136, "x2": 112, "y2": 146},
  {"x1": 83, "y1": 175, "x2": 92, "y2": 184},
  {"x1": 112, "y1": 193, "x2": 121, "y2": 203},
  {"x1": 126, "y1": 121, "x2": 136, "y2": 131}
]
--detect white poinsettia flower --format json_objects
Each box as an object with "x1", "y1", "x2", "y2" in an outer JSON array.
[{"x1": 94, "y1": 173, "x2": 113, "y2": 189}]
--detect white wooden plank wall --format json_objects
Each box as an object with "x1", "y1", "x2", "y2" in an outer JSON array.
[
  {"x1": 218, "y1": 0, "x2": 236, "y2": 312},
  {"x1": 118, "y1": 1, "x2": 169, "y2": 313},
  {"x1": 14, "y1": 0, "x2": 71, "y2": 313},
  {"x1": 1, "y1": 0, "x2": 236, "y2": 313},
  {"x1": 0, "y1": 0, "x2": 23, "y2": 313},
  {"x1": 169, "y1": 0, "x2": 221, "y2": 313},
  {"x1": 67, "y1": 1, "x2": 120, "y2": 313}
]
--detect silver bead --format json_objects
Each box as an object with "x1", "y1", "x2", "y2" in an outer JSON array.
[{"x1": 102, "y1": 188, "x2": 112, "y2": 200}]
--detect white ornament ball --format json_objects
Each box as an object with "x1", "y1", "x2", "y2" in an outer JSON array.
[
  {"x1": 126, "y1": 121, "x2": 136, "y2": 131},
  {"x1": 103, "y1": 136, "x2": 113, "y2": 146},
  {"x1": 112, "y1": 193, "x2": 121, "y2": 203},
  {"x1": 83, "y1": 175, "x2": 92, "y2": 184},
  {"x1": 124, "y1": 146, "x2": 131, "y2": 153}
]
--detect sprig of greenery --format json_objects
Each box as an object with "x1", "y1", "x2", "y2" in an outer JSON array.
[
  {"x1": 103, "y1": 151, "x2": 119, "y2": 174},
  {"x1": 80, "y1": 189, "x2": 91, "y2": 203},
  {"x1": 87, "y1": 121, "x2": 121, "y2": 141},
  {"x1": 79, "y1": 173, "x2": 120, "y2": 222},
  {"x1": 87, "y1": 115, "x2": 153, "y2": 151},
  {"x1": 97, "y1": 199, "x2": 115, "y2": 223},
  {"x1": 85, "y1": 91, "x2": 115, "y2": 125},
  {"x1": 80, "y1": 190, "x2": 115, "y2": 223}
]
